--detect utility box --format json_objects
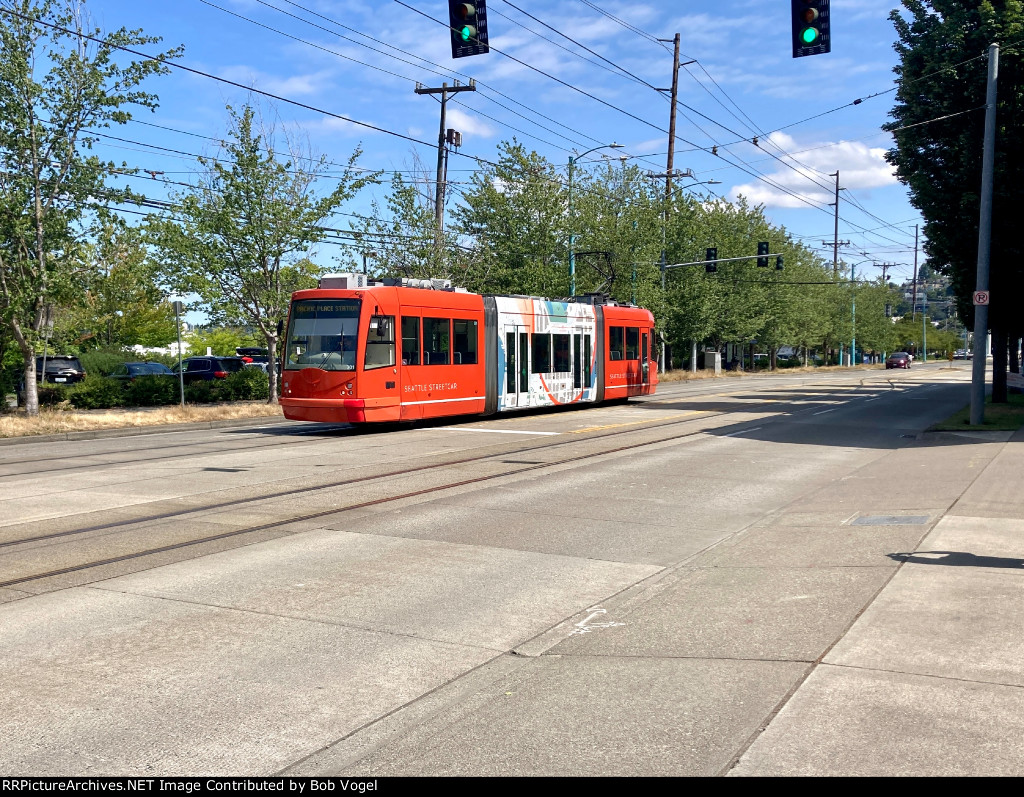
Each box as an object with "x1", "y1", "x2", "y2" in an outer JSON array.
[
  {"x1": 320, "y1": 273, "x2": 368, "y2": 289},
  {"x1": 704, "y1": 351, "x2": 721, "y2": 375}
]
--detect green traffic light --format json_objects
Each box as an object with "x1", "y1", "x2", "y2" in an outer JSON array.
[
  {"x1": 460, "y1": 25, "x2": 475, "y2": 42},
  {"x1": 801, "y1": 27, "x2": 820, "y2": 45}
]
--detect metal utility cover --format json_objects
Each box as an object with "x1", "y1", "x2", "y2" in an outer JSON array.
[{"x1": 850, "y1": 515, "x2": 930, "y2": 526}]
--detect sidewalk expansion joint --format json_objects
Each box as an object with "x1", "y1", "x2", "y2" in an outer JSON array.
[
  {"x1": 821, "y1": 661, "x2": 1024, "y2": 692},
  {"x1": 87, "y1": 584, "x2": 504, "y2": 654}
]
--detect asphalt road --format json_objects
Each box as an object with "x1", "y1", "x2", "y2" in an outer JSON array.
[{"x1": 0, "y1": 363, "x2": 984, "y2": 775}]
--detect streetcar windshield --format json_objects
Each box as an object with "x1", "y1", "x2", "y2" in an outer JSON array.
[{"x1": 284, "y1": 299, "x2": 362, "y2": 371}]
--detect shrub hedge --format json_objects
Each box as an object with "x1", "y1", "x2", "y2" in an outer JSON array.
[{"x1": 68, "y1": 376, "x2": 126, "y2": 409}]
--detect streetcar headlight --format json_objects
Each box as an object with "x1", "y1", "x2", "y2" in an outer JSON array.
[{"x1": 346, "y1": 381, "x2": 353, "y2": 389}]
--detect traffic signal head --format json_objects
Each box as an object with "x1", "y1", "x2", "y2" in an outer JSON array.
[
  {"x1": 705, "y1": 247, "x2": 718, "y2": 273},
  {"x1": 449, "y1": 1, "x2": 490, "y2": 59},
  {"x1": 776, "y1": 255, "x2": 784, "y2": 270},
  {"x1": 792, "y1": 0, "x2": 830, "y2": 58},
  {"x1": 757, "y1": 241, "x2": 769, "y2": 268}
]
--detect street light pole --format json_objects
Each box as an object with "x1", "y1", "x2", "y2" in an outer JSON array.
[
  {"x1": 568, "y1": 143, "x2": 622, "y2": 296},
  {"x1": 172, "y1": 301, "x2": 185, "y2": 408}
]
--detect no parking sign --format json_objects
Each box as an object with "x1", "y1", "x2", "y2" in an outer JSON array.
[{"x1": 973, "y1": 291, "x2": 990, "y2": 305}]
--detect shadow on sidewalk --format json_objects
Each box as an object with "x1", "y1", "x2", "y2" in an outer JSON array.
[{"x1": 888, "y1": 551, "x2": 1024, "y2": 569}]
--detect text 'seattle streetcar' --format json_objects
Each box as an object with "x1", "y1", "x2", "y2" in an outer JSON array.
[{"x1": 279, "y1": 274, "x2": 658, "y2": 424}]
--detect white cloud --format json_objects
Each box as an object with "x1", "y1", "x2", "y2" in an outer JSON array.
[
  {"x1": 446, "y1": 108, "x2": 497, "y2": 140},
  {"x1": 217, "y1": 65, "x2": 334, "y2": 97},
  {"x1": 729, "y1": 131, "x2": 897, "y2": 208}
]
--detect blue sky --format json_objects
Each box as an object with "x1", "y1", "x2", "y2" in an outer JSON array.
[{"x1": 78, "y1": 0, "x2": 938, "y2": 287}]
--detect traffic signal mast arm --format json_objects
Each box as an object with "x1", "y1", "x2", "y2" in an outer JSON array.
[{"x1": 664, "y1": 252, "x2": 785, "y2": 270}]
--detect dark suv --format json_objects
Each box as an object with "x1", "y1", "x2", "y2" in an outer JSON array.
[
  {"x1": 36, "y1": 355, "x2": 87, "y2": 385},
  {"x1": 15, "y1": 355, "x2": 86, "y2": 405},
  {"x1": 172, "y1": 356, "x2": 248, "y2": 384}
]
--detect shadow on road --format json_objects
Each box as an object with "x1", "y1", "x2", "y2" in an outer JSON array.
[{"x1": 888, "y1": 550, "x2": 1024, "y2": 569}]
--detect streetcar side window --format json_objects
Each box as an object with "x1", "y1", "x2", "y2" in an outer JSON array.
[
  {"x1": 364, "y1": 315, "x2": 396, "y2": 370},
  {"x1": 626, "y1": 327, "x2": 639, "y2": 360},
  {"x1": 573, "y1": 335, "x2": 582, "y2": 389},
  {"x1": 506, "y1": 332, "x2": 516, "y2": 393},
  {"x1": 402, "y1": 316, "x2": 421, "y2": 365},
  {"x1": 553, "y1": 334, "x2": 571, "y2": 372},
  {"x1": 584, "y1": 335, "x2": 592, "y2": 385},
  {"x1": 519, "y1": 332, "x2": 529, "y2": 388},
  {"x1": 453, "y1": 319, "x2": 478, "y2": 365},
  {"x1": 531, "y1": 333, "x2": 551, "y2": 373},
  {"x1": 609, "y1": 327, "x2": 625, "y2": 361},
  {"x1": 424, "y1": 318, "x2": 450, "y2": 365}
]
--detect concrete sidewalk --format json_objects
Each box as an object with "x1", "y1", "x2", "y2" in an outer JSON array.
[{"x1": 731, "y1": 427, "x2": 1024, "y2": 776}]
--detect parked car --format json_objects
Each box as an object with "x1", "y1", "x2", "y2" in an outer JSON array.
[
  {"x1": 15, "y1": 355, "x2": 86, "y2": 406},
  {"x1": 35, "y1": 354, "x2": 87, "y2": 385},
  {"x1": 107, "y1": 362, "x2": 176, "y2": 381},
  {"x1": 172, "y1": 356, "x2": 248, "y2": 384},
  {"x1": 953, "y1": 349, "x2": 973, "y2": 360},
  {"x1": 244, "y1": 360, "x2": 269, "y2": 373},
  {"x1": 236, "y1": 346, "x2": 269, "y2": 364},
  {"x1": 886, "y1": 352, "x2": 913, "y2": 369}
]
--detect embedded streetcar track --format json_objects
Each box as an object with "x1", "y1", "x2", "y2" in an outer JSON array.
[
  {"x1": 0, "y1": 402, "x2": 781, "y2": 590},
  {"x1": 0, "y1": 371, "x2": 946, "y2": 590},
  {"x1": 0, "y1": 370, "x2": 917, "y2": 477},
  {"x1": 0, "y1": 427, "x2": 336, "y2": 478},
  {"x1": 0, "y1": 376, "x2": 911, "y2": 556}
]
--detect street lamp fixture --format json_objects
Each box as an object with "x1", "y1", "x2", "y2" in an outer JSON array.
[{"x1": 569, "y1": 143, "x2": 623, "y2": 296}]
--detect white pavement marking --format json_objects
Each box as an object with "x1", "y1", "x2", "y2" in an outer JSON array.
[
  {"x1": 569, "y1": 607, "x2": 625, "y2": 636},
  {"x1": 723, "y1": 427, "x2": 763, "y2": 438},
  {"x1": 425, "y1": 427, "x2": 560, "y2": 436},
  {"x1": 813, "y1": 408, "x2": 838, "y2": 415}
]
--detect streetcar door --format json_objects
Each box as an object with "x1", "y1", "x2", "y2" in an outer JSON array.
[
  {"x1": 503, "y1": 325, "x2": 530, "y2": 408},
  {"x1": 641, "y1": 331, "x2": 650, "y2": 385}
]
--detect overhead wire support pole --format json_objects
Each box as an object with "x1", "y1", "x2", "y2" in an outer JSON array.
[
  {"x1": 829, "y1": 170, "x2": 840, "y2": 278},
  {"x1": 912, "y1": 223, "x2": 919, "y2": 319},
  {"x1": 415, "y1": 80, "x2": 476, "y2": 249},
  {"x1": 971, "y1": 43, "x2": 999, "y2": 426}
]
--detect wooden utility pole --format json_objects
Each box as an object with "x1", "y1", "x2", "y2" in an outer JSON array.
[
  {"x1": 662, "y1": 33, "x2": 681, "y2": 205},
  {"x1": 415, "y1": 80, "x2": 476, "y2": 245}
]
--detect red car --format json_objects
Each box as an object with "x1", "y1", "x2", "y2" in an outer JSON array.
[{"x1": 886, "y1": 352, "x2": 912, "y2": 369}]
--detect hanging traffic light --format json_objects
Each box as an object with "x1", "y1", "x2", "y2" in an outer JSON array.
[
  {"x1": 449, "y1": 1, "x2": 490, "y2": 59},
  {"x1": 792, "y1": 0, "x2": 830, "y2": 58},
  {"x1": 705, "y1": 247, "x2": 718, "y2": 273},
  {"x1": 776, "y1": 255, "x2": 785, "y2": 270},
  {"x1": 757, "y1": 241, "x2": 769, "y2": 268}
]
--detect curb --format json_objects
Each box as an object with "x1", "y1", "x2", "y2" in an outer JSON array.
[{"x1": 0, "y1": 415, "x2": 294, "y2": 447}]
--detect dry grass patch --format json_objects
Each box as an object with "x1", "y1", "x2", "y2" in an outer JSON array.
[{"x1": 0, "y1": 402, "x2": 283, "y2": 439}]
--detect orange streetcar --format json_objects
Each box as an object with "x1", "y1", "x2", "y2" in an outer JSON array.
[{"x1": 279, "y1": 274, "x2": 658, "y2": 424}]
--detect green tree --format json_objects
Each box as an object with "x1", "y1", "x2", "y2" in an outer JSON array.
[
  {"x1": 65, "y1": 219, "x2": 176, "y2": 349},
  {"x1": 0, "y1": 0, "x2": 178, "y2": 414},
  {"x1": 454, "y1": 140, "x2": 567, "y2": 296},
  {"x1": 186, "y1": 326, "x2": 249, "y2": 357},
  {"x1": 148, "y1": 102, "x2": 376, "y2": 403},
  {"x1": 350, "y1": 168, "x2": 464, "y2": 281},
  {"x1": 886, "y1": 0, "x2": 1024, "y2": 397}
]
